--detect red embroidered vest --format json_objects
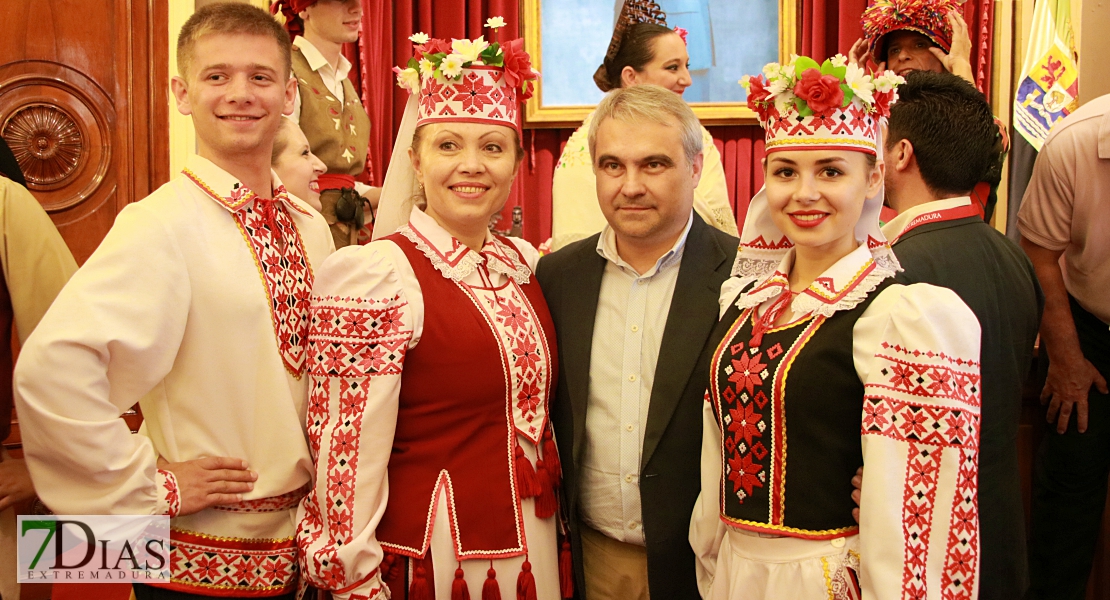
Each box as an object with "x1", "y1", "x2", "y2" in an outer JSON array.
[{"x1": 378, "y1": 232, "x2": 559, "y2": 559}]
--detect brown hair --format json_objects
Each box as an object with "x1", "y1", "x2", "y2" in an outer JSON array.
[
  {"x1": 271, "y1": 118, "x2": 299, "y2": 166},
  {"x1": 177, "y1": 3, "x2": 292, "y2": 80},
  {"x1": 593, "y1": 23, "x2": 676, "y2": 92}
]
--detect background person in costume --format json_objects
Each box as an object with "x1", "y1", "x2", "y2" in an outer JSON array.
[
  {"x1": 549, "y1": 0, "x2": 737, "y2": 251},
  {"x1": 853, "y1": 0, "x2": 1007, "y2": 222},
  {"x1": 690, "y1": 55, "x2": 982, "y2": 599},
  {"x1": 877, "y1": 70, "x2": 1042, "y2": 600},
  {"x1": 272, "y1": 0, "x2": 379, "y2": 249},
  {"x1": 272, "y1": 117, "x2": 327, "y2": 212},
  {"x1": 297, "y1": 24, "x2": 570, "y2": 600},
  {"x1": 13, "y1": 5, "x2": 334, "y2": 598},
  {"x1": 537, "y1": 84, "x2": 738, "y2": 600}
]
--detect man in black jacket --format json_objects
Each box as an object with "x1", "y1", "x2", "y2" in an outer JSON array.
[
  {"x1": 880, "y1": 70, "x2": 1043, "y2": 600},
  {"x1": 537, "y1": 84, "x2": 736, "y2": 599}
]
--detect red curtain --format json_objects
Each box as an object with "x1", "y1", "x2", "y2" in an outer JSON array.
[{"x1": 347, "y1": 0, "x2": 993, "y2": 245}]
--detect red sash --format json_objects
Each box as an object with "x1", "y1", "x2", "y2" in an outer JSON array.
[{"x1": 891, "y1": 202, "x2": 982, "y2": 243}]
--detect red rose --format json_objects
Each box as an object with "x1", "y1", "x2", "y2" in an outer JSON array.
[
  {"x1": 793, "y1": 68, "x2": 844, "y2": 114},
  {"x1": 872, "y1": 89, "x2": 894, "y2": 117},
  {"x1": 415, "y1": 38, "x2": 451, "y2": 59},
  {"x1": 500, "y1": 38, "x2": 537, "y2": 93},
  {"x1": 746, "y1": 75, "x2": 772, "y2": 119}
]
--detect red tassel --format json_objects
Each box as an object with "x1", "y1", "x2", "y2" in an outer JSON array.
[
  {"x1": 452, "y1": 567, "x2": 471, "y2": 600},
  {"x1": 483, "y1": 566, "x2": 502, "y2": 600},
  {"x1": 533, "y1": 459, "x2": 557, "y2": 519},
  {"x1": 514, "y1": 445, "x2": 538, "y2": 499},
  {"x1": 409, "y1": 565, "x2": 433, "y2": 600},
  {"x1": 542, "y1": 429, "x2": 562, "y2": 484},
  {"x1": 381, "y1": 553, "x2": 403, "y2": 580},
  {"x1": 559, "y1": 540, "x2": 574, "y2": 599},
  {"x1": 515, "y1": 560, "x2": 537, "y2": 600}
]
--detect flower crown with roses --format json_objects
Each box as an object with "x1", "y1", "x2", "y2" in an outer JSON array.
[
  {"x1": 741, "y1": 54, "x2": 904, "y2": 155},
  {"x1": 394, "y1": 17, "x2": 538, "y2": 101}
]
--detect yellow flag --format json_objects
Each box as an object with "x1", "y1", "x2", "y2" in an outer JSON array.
[{"x1": 1013, "y1": 0, "x2": 1079, "y2": 151}]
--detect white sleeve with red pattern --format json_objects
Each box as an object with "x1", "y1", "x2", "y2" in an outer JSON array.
[
  {"x1": 690, "y1": 398, "x2": 727, "y2": 598},
  {"x1": 853, "y1": 283, "x2": 982, "y2": 600},
  {"x1": 296, "y1": 241, "x2": 420, "y2": 600}
]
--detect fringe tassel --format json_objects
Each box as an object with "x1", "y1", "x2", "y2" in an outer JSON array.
[
  {"x1": 559, "y1": 540, "x2": 574, "y2": 599},
  {"x1": 514, "y1": 445, "x2": 539, "y2": 499},
  {"x1": 542, "y1": 429, "x2": 562, "y2": 483},
  {"x1": 483, "y1": 565, "x2": 502, "y2": 600},
  {"x1": 515, "y1": 560, "x2": 537, "y2": 600},
  {"x1": 452, "y1": 566, "x2": 471, "y2": 600},
  {"x1": 409, "y1": 565, "x2": 433, "y2": 600},
  {"x1": 381, "y1": 553, "x2": 404, "y2": 581},
  {"x1": 533, "y1": 459, "x2": 557, "y2": 519}
]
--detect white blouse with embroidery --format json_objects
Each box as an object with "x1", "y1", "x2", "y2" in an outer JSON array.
[
  {"x1": 690, "y1": 243, "x2": 983, "y2": 600},
  {"x1": 297, "y1": 208, "x2": 559, "y2": 600}
]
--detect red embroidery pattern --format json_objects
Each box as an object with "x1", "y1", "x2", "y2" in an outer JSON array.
[
  {"x1": 183, "y1": 172, "x2": 314, "y2": 378},
  {"x1": 464, "y1": 280, "x2": 551, "y2": 444},
  {"x1": 452, "y1": 71, "x2": 495, "y2": 114},
  {"x1": 940, "y1": 449, "x2": 979, "y2": 599},
  {"x1": 861, "y1": 398, "x2": 977, "y2": 449},
  {"x1": 159, "y1": 469, "x2": 180, "y2": 517},
  {"x1": 899, "y1": 442, "x2": 942, "y2": 599},
  {"x1": 715, "y1": 310, "x2": 772, "y2": 505},
  {"x1": 168, "y1": 529, "x2": 297, "y2": 595},
  {"x1": 300, "y1": 293, "x2": 413, "y2": 589},
  {"x1": 213, "y1": 482, "x2": 311, "y2": 513},
  {"x1": 868, "y1": 343, "x2": 982, "y2": 408}
]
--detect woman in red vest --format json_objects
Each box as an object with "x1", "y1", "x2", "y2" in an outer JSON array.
[{"x1": 297, "y1": 24, "x2": 571, "y2": 600}]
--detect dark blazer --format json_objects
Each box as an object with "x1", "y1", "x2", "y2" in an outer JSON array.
[
  {"x1": 536, "y1": 214, "x2": 738, "y2": 600},
  {"x1": 892, "y1": 215, "x2": 1043, "y2": 600}
]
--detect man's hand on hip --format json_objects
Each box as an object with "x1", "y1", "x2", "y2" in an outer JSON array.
[{"x1": 158, "y1": 456, "x2": 256, "y2": 516}]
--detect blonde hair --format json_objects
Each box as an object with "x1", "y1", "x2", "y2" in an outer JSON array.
[
  {"x1": 588, "y1": 84, "x2": 703, "y2": 164},
  {"x1": 271, "y1": 118, "x2": 300, "y2": 166},
  {"x1": 177, "y1": 3, "x2": 291, "y2": 79}
]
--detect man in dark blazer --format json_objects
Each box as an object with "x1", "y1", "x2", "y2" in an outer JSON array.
[
  {"x1": 537, "y1": 84, "x2": 737, "y2": 600},
  {"x1": 880, "y1": 71, "x2": 1043, "y2": 600}
]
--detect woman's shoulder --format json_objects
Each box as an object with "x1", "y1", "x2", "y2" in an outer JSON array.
[{"x1": 314, "y1": 239, "x2": 409, "y2": 301}]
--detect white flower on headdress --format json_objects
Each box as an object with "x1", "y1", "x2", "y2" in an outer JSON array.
[
  {"x1": 740, "y1": 75, "x2": 752, "y2": 90},
  {"x1": 419, "y1": 58, "x2": 436, "y2": 78},
  {"x1": 409, "y1": 32, "x2": 430, "y2": 44},
  {"x1": 766, "y1": 76, "x2": 790, "y2": 96},
  {"x1": 845, "y1": 63, "x2": 874, "y2": 104},
  {"x1": 774, "y1": 90, "x2": 796, "y2": 115},
  {"x1": 830, "y1": 54, "x2": 848, "y2": 68},
  {"x1": 451, "y1": 37, "x2": 489, "y2": 63},
  {"x1": 440, "y1": 54, "x2": 465, "y2": 79},
  {"x1": 394, "y1": 67, "x2": 420, "y2": 93},
  {"x1": 761, "y1": 62, "x2": 781, "y2": 80},
  {"x1": 873, "y1": 71, "x2": 905, "y2": 93},
  {"x1": 485, "y1": 16, "x2": 506, "y2": 29}
]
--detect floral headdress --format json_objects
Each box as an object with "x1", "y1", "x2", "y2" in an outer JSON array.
[
  {"x1": 392, "y1": 18, "x2": 538, "y2": 135},
  {"x1": 731, "y1": 54, "x2": 904, "y2": 292},
  {"x1": 374, "y1": 19, "x2": 538, "y2": 240},
  {"x1": 861, "y1": 0, "x2": 958, "y2": 64},
  {"x1": 741, "y1": 54, "x2": 904, "y2": 155}
]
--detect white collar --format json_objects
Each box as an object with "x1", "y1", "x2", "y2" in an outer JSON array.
[
  {"x1": 292, "y1": 35, "x2": 352, "y2": 81},
  {"x1": 595, "y1": 211, "x2": 693, "y2": 277},
  {"x1": 398, "y1": 207, "x2": 531, "y2": 285},
  {"x1": 182, "y1": 155, "x2": 309, "y2": 216},
  {"x1": 881, "y1": 196, "x2": 972, "y2": 242}
]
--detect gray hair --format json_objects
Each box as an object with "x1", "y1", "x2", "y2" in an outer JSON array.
[{"x1": 588, "y1": 84, "x2": 704, "y2": 164}]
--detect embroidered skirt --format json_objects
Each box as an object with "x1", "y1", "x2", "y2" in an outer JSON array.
[{"x1": 705, "y1": 529, "x2": 860, "y2": 600}]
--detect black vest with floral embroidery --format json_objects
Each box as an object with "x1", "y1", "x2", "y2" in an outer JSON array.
[{"x1": 707, "y1": 278, "x2": 894, "y2": 539}]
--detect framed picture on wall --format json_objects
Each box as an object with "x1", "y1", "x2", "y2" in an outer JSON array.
[{"x1": 522, "y1": 0, "x2": 798, "y2": 127}]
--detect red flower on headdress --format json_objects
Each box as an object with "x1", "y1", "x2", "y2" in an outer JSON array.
[
  {"x1": 793, "y1": 68, "x2": 844, "y2": 115},
  {"x1": 872, "y1": 89, "x2": 895, "y2": 117},
  {"x1": 674, "y1": 27, "x2": 689, "y2": 44},
  {"x1": 500, "y1": 38, "x2": 538, "y2": 98},
  {"x1": 415, "y1": 38, "x2": 451, "y2": 59},
  {"x1": 745, "y1": 75, "x2": 773, "y2": 120}
]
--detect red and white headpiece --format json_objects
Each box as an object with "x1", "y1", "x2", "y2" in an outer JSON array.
[
  {"x1": 861, "y1": 0, "x2": 959, "y2": 65},
  {"x1": 374, "y1": 19, "x2": 538, "y2": 239},
  {"x1": 732, "y1": 54, "x2": 905, "y2": 284}
]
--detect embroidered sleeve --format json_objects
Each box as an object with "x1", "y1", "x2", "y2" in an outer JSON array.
[
  {"x1": 854, "y1": 284, "x2": 982, "y2": 600},
  {"x1": 689, "y1": 396, "x2": 727, "y2": 598},
  {"x1": 156, "y1": 468, "x2": 181, "y2": 517},
  {"x1": 12, "y1": 201, "x2": 189, "y2": 517},
  {"x1": 297, "y1": 242, "x2": 414, "y2": 600},
  {"x1": 693, "y1": 129, "x2": 740, "y2": 238}
]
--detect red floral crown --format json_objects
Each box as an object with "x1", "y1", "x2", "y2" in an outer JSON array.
[
  {"x1": 861, "y1": 0, "x2": 957, "y2": 64},
  {"x1": 743, "y1": 54, "x2": 904, "y2": 155},
  {"x1": 394, "y1": 19, "x2": 538, "y2": 134}
]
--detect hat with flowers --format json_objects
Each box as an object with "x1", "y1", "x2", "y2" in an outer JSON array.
[
  {"x1": 731, "y1": 54, "x2": 904, "y2": 288},
  {"x1": 861, "y1": 0, "x2": 958, "y2": 65},
  {"x1": 741, "y1": 53, "x2": 905, "y2": 155},
  {"x1": 392, "y1": 18, "x2": 538, "y2": 135},
  {"x1": 269, "y1": 0, "x2": 317, "y2": 40}
]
